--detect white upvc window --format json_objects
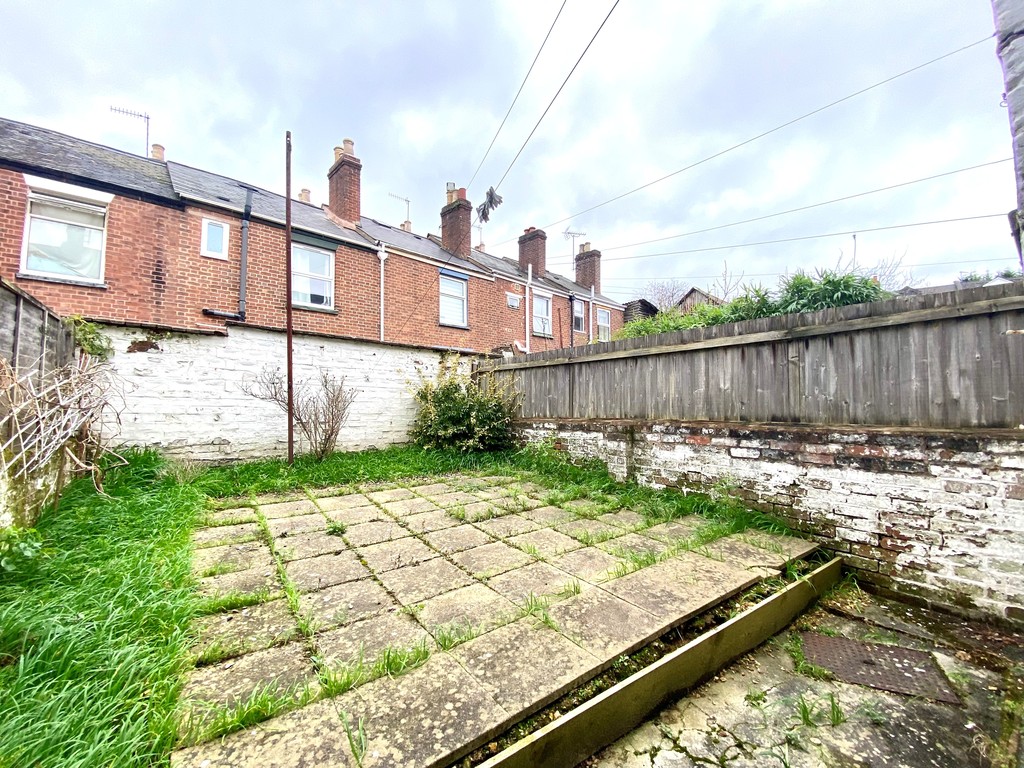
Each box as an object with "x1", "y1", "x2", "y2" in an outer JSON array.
[
  {"x1": 439, "y1": 273, "x2": 468, "y2": 327},
  {"x1": 20, "y1": 176, "x2": 112, "y2": 285},
  {"x1": 573, "y1": 300, "x2": 585, "y2": 332},
  {"x1": 532, "y1": 292, "x2": 552, "y2": 336},
  {"x1": 201, "y1": 218, "x2": 229, "y2": 259},
  {"x1": 597, "y1": 308, "x2": 612, "y2": 341},
  {"x1": 291, "y1": 242, "x2": 334, "y2": 309}
]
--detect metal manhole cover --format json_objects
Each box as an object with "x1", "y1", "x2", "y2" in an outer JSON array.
[{"x1": 801, "y1": 632, "x2": 960, "y2": 704}]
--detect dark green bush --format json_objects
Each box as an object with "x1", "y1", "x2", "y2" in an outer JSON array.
[{"x1": 410, "y1": 356, "x2": 521, "y2": 452}]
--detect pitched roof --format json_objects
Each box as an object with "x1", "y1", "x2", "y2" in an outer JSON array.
[
  {"x1": 359, "y1": 216, "x2": 483, "y2": 275},
  {"x1": 167, "y1": 162, "x2": 372, "y2": 249},
  {"x1": 0, "y1": 116, "x2": 177, "y2": 202},
  {"x1": 466, "y1": 248, "x2": 622, "y2": 307}
]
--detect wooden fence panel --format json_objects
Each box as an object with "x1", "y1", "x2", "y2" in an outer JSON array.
[
  {"x1": 0, "y1": 278, "x2": 73, "y2": 382},
  {"x1": 477, "y1": 283, "x2": 1024, "y2": 430}
]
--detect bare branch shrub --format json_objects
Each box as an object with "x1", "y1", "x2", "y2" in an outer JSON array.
[
  {"x1": 0, "y1": 355, "x2": 118, "y2": 492},
  {"x1": 242, "y1": 367, "x2": 356, "y2": 460},
  {"x1": 642, "y1": 278, "x2": 692, "y2": 310}
]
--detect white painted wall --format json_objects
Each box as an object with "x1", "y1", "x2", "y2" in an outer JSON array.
[{"x1": 101, "y1": 325, "x2": 444, "y2": 461}]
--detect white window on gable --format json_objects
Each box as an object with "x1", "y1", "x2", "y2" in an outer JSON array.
[
  {"x1": 597, "y1": 308, "x2": 612, "y2": 341},
  {"x1": 439, "y1": 270, "x2": 468, "y2": 327},
  {"x1": 573, "y1": 300, "x2": 585, "y2": 332},
  {"x1": 201, "y1": 218, "x2": 229, "y2": 259},
  {"x1": 291, "y1": 242, "x2": 334, "y2": 309},
  {"x1": 20, "y1": 175, "x2": 112, "y2": 285},
  {"x1": 533, "y1": 293, "x2": 552, "y2": 337}
]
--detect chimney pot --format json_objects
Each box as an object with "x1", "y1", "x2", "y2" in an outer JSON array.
[
  {"x1": 298, "y1": 188, "x2": 311, "y2": 203},
  {"x1": 343, "y1": 138, "x2": 355, "y2": 155},
  {"x1": 150, "y1": 143, "x2": 165, "y2": 161},
  {"x1": 401, "y1": 220, "x2": 412, "y2": 232},
  {"x1": 334, "y1": 146, "x2": 344, "y2": 162}
]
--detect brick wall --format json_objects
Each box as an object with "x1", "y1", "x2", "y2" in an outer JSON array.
[
  {"x1": 519, "y1": 418, "x2": 1024, "y2": 626},
  {"x1": 101, "y1": 324, "x2": 445, "y2": 460},
  {"x1": 0, "y1": 167, "x2": 623, "y2": 353}
]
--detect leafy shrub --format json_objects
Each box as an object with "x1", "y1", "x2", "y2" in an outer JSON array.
[
  {"x1": 776, "y1": 270, "x2": 885, "y2": 314},
  {"x1": 63, "y1": 315, "x2": 114, "y2": 361},
  {"x1": 0, "y1": 527, "x2": 43, "y2": 574},
  {"x1": 411, "y1": 356, "x2": 521, "y2": 452}
]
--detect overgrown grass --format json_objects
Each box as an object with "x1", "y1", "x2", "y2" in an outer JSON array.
[{"x1": 0, "y1": 449, "x2": 202, "y2": 768}]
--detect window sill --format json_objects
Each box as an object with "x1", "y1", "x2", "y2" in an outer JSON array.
[
  {"x1": 16, "y1": 272, "x2": 108, "y2": 290},
  {"x1": 292, "y1": 304, "x2": 338, "y2": 315},
  {"x1": 532, "y1": 332, "x2": 553, "y2": 339},
  {"x1": 439, "y1": 322, "x2": 470, "y2": 330},
  {"x1": 201, "y1": 252, "x2": 229, "y2": 261}
]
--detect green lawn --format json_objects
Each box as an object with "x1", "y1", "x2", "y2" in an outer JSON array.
[{"x1": 0, "y1": 443, "x2": 784, "y2": 767}]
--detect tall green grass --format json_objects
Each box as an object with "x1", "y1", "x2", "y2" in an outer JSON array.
[{"x1": 0, "y1": 450, "x2": 201, "y2": 768}]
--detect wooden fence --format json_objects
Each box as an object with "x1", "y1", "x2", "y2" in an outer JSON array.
[
  {"x1": 476, "y1": 282, "x2": 1024, "y2": 429},
  {"x1": 0, "y1": 278, "x2": 74, "y2": 383}
]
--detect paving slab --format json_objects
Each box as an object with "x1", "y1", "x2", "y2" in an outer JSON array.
[
  {"x1": 507, "y1": 527, "x2": 583, "y2": 557},
  {"x1": 701, "y1": 534, "x2": 787, "y2": 576},
  {"x1": 259, "y1": 499, "x2": 320, "y2": 519},
  {"x1": 356, "y1": 537, "x2": 438, "y2": 573},
  {"x1": 547, "y1": 586, "x2": 665, "y2": 659},
  {"x1": 267, "y1": 513, "x2": 328, "y2": 539},
  {"x1": 401, "y1": 509, "x2": 460, "y2": 534},
  {"x1": 380, "y1": 497, "x2": 441, "y2": 517},
  {"x1": 492, "y1": 494, "x2": 543, "y2": 512},
  {"x1": 192, "y1": 541, "x2": 274, "y2": 577},
  {"x1": 450, "y1": 618, "x2": 598, "y2": 715},
  {"x1": 277, "y1": 532, "x2": 350, "y2": 562},
  {"x1": 641, "y1": 518, "x2": 701, "y2": 543},
  {"x1": 316, "y1": 493, "x2": 374, "y2": 511},
  {"x1": 407, "y1": 482, "x2": 454, "y2": 496},
  {"x1": 557, "y1": 518, "x2": 624, "y2": 543},
  {"x1": 343, "y1": 520, "x2": 409, "y2": 547},
  {"x1": 460, "y1": 500, "x2": 501, "y2": 521},
  {"x1": 549, "y1": 546, "x2": 624, "y2": 583},
  {"x1": 204, "y1": 507, "x2": 257, "y2": 526},
  {"x1": 352, "y1": 653, "x2": 511, "y2": 768},
  {"x1": 602, "y1": 552, "x2": 758, "y2": 622},
  {"x1": 313, "y1": 611, "x2": 430, "y2": 667},
  {"x1": 181, "y1": 641, "x2": 315, "y2": 710},
  {"x1": 450, "y1": 541, "x2": 534, "y2": 578},
  {"x1": 739, "y1": 530, "x2": 819, "y2": 561},
  {"x1": 522, "y1": 504, "x2": 576, "y2": 526},
  {"x1": 192, "y1": 522, "x2": 262, "y2": 548},
  {"x1": 376, "y1": 556, "x2": 475, "y2": 605},
  {"x1": 172, "y1": 693, "x2": 359, "y2": 768},
  {"x1": 321, "y1": 504, "x2": 386, "y2": 526},
  {"x1": 199, "y1": 564, "x2": 280, "y2": 599},
  {"x1": 417, "y1": 583, "x2": 518, "y2": 633},
  {"x1": 486, "y1": 561, "x2": 584, "y2": 604},
  {"x1": 561, "y1": 498, "x2": 606, "y2": 517},
  {"x1": 599, "y1": 532, "x2": 669, "y2": 557},
  {"x1": 285, "y1": 550, "x2": 371, "y2": 593},
  {"x1": 366, "y1": 487, "x2": 415, "y2": 504},
  {"x1": 298, "y1": 579, "x2": 396, "y2": 631},
  {"x1": 597, "y1": 510, "x2": 647, "y2": 529},
  {"x1": 472, "y1": 513, "x2": 539, "y2": 539},
  {"x1": 422, "y1": 523, "x2": 495, "y2": 554},
  {"x1": 429, "y1": 491, "x2": 483, "y2": 508},
  {"x1": 192, "y1": 599, "x2": 299, "y2": 660}
]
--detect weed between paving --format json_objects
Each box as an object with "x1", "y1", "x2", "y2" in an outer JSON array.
[{"x1": 0, "y1": 444, "x2": 797, "y2": 768}]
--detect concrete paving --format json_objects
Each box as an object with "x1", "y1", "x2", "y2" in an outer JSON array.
[{"x1": 174, "y1": 474, "x2": 820, "y2": 768}]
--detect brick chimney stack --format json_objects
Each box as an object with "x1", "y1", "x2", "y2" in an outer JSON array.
[
  {"x1": 575, "y1": 241, "x2": 601, "y2": 294},
  {"x1": 150, "y1": 144, "x2": 165, "y2": 161},
  {"x1": 327, "y1": 138, "x2": 361, "y2": 224},
  {"x1": 518, "y1": 227, "x2": 547, "y2": 277},
  {"x1": 440, "y1": 185, "x2": 472, "y2": 259}
]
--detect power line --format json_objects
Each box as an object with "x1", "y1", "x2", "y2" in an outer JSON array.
[
  {"x1": 585, "y1": 158, "x2": 1010, "y2": 254},
  {"x1": 495, "y1": 34, "x2": 994, "y2": 246},
  {"x1": 590, "y1": 213, "x2": 1006, "y2": 264},
  {"x1": 467, "y1": 0, "x2": 568, "y2": 192},
  {"x1": 493, "y1": 0, "x2": 623, "y2": 193}
]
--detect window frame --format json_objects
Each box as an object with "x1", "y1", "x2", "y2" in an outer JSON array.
[
  {"x1": 20, "y1": 176, "x2": 112, "y2": 286},
  {"x1": 532, "y1": 292, "x2": 553, "y2": 337},
  {"x1": 439, "y1": 271, "x2": 469, "y2": 328},
  {"x1": 572, "y1": 300, "x2": 585, "y2": 332},
  {"x1": 290, "y1": 242, "x2": 335, "y2": 310},
  {"x1": 200, "y1": 218, "x2": 230, "y2": 260},
  {"x1": 597, "y1": 308, "x2": 612, "y2": 341}
]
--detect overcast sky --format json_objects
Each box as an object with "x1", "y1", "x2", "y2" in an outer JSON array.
[{"x1": 1, "y1": 0, "x2": 1017, "y2": 303}]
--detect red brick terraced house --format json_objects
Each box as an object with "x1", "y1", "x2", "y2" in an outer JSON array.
[{"x1": 0, "y1": 117, "x2": 623, "y2": 459}]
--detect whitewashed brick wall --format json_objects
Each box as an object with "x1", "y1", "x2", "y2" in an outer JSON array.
[
  {"x1": 100, "y1": 325, "x2": 445, "y2": 461},
  {"x1": 521, "y1": 419, "x2": 1024, "y2": 626}
]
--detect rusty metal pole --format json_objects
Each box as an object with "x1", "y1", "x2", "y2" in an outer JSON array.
[{"x1": 285, "y1": 131, "x2": 295, "y2": 464}]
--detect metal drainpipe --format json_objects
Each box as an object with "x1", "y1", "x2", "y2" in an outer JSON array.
[
  {"x1": 589, "y1": 285, "x2": 595, "y2": 343},
  {"x1": 377, "y1": 241, "x2": 388, "y2": 342},
  {"x1": 569, "y1": 293, "x2": 575, "y2": 349},
  {"x1": 525, "y1": 264, "x2": 532, "y2": 354},
  {"x1": 238, "y1": 187, "x2": 253, "y2": 319}
]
